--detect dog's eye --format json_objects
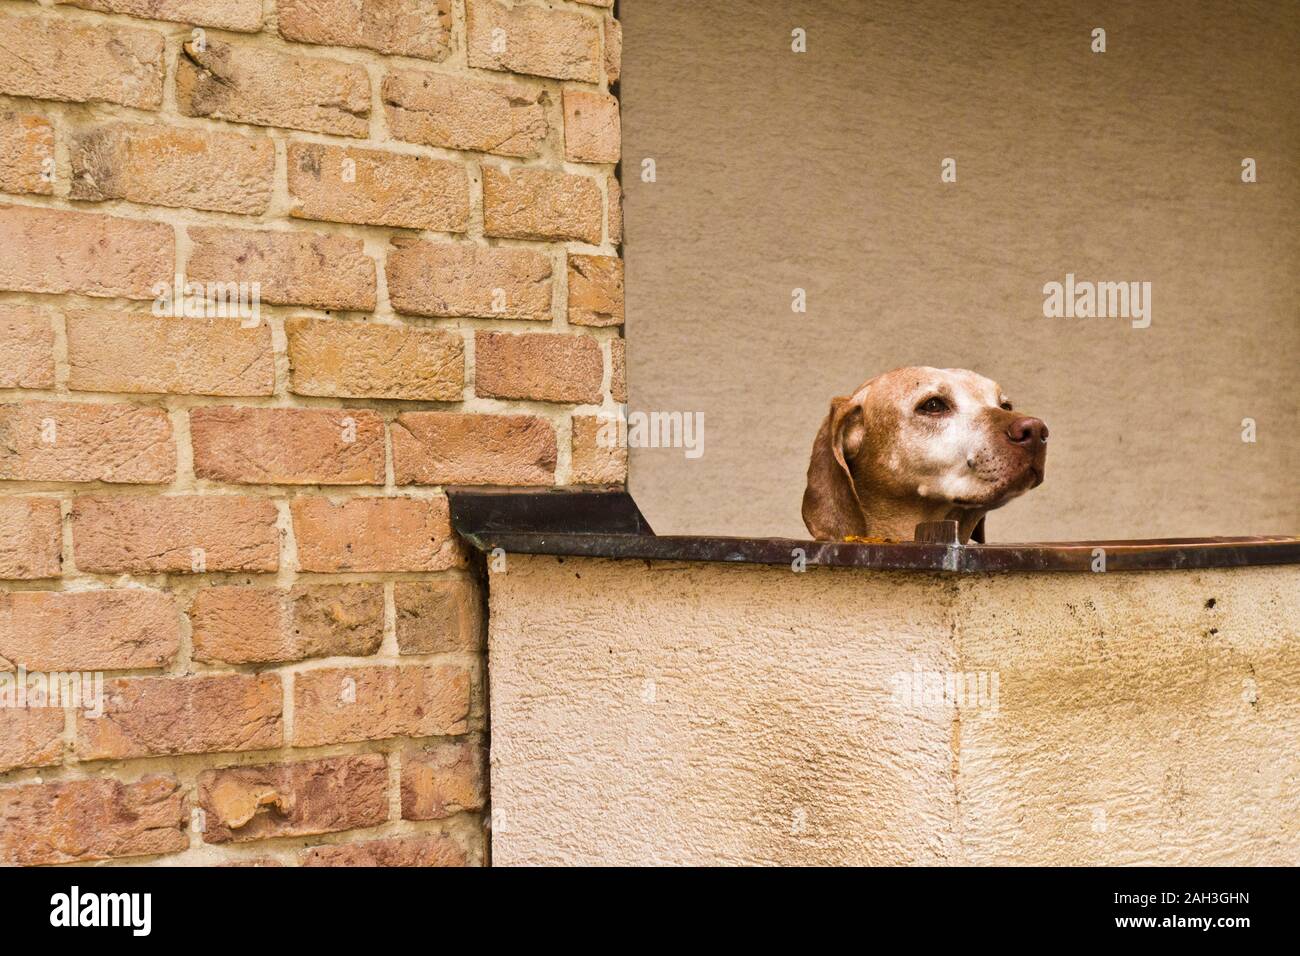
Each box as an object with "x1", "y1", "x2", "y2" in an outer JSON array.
[
  {"x1": 1000, "y1": 401, "x2": 1013, "y2": 411},
  {"x1": 916, "y1": 397, "x2": 949, "y2": 415}
]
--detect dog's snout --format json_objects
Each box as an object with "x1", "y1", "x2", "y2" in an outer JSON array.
[{"x1": 1006, "y1": 416, "x2": 1048, "y2": 446}]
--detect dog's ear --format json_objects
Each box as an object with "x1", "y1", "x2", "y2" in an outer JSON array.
[{"x1": 802, "y1": 394, "x2": 868, "y2": 539}]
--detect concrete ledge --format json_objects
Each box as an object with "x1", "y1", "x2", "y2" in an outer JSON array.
[{"x1": 488, "y1": 555, "x2": 1300, "y2": 865}]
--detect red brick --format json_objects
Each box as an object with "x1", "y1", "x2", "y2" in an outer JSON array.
[
  {"x1": 73, "y1": 495, "x2": 279, "y2": 573},
  {"x1": 0, "y1": 306, "x2": 55, "y2": 389},
  {"x1": 0, "y1": 498, "x2": 61, "y2": 580},
  {"x1": 58, "y1": 0, "x2": 264, "y2": 32},
  {"x1": 77, "y1": 673, "x2": 283, "y2": 760},
  {"x1": 0, "y1": 707, "x2": 64, "y2": 773},
  {"x1": 388, "y1": 239, "x2": 552, "y2": 322},
  {"x1": 607, "y1": 173, "x2": 622, "y2": 244},
  {"x1": 70, "y1": 122, "x2": 274, "y2": 215},
  {"x1": 474, "y1": 331, "x2": 603, "y2": 403},
  {"x1": 567, "y1": 254, "x2": 624, "y2": 326},
  {"x1": 187, "y1": 226, "x2": 376, "y2": 312},
  {"x1": 292, "y1": 496, "x2": 460, "y2": 573},
  {"x1": 466, "y1": 0, "x2": 601, "y2": 82},
  {"x1": 563, "y1": 89, "x2": 620, "y2": 163},
  {"x1": 191, "y1": 406, "x2": 385, "y2": 485},
  {"x1": 66, "y1": 312, "x2": 274, "y2": 397},
  {"x1": 0, "y1": 111, "x2": 53, "y2": 195},
  {"x1": 0, "y1": 204, "x2": 173, "y2": 300},
  {"x1": 482, "y1": 165, "x2": 603, "y2": 243},
  {"x1": 190, "y1": 583, "x2": 384, "y2": 665},
  {"x1": 610, "y1": 336, "x2": 626, "y2": 401},
  {"x1": 288, "y1": 142, "x2": 468, "y2": 232},
  {"x1": 177, "y1": 38, "x2": 370, "y2": 137},
  {"x1": 286, "y1": 318, "x2": 464, "y2": 402},
  {"x1": 0, "y1": 588, "x2": 177, "y2": 671},
  {"x1": 0, "y1": 12, "x2": 164, "y2": 109},
  {"x1": 402, "y1": 738, "x2": 486, "y2": 820},
  {"x1": 279, "y1": 0, "x2": 452, "y2": 58},
  {"x1": 292, "y1": 663, "x2": 470, "y2": 746},
  {"x1": 382, "y1": 69, "x2": 548, "y2": 158},
  {"x1": 395, "y1": 579, "x2": 483, "y2": 655},
  {"x1": 301, "y1": 833, "x2": 466, "y2": 867},
  {"x1": 570, "y1": 413, "x2": 626, "y2": 485},
  {"x1": 0, "y1": 401, "x2": 174, "y2": 483},
  {"x1": 0, "y1": 775, "x2": 186, "y2": 865},
  {"x1": 392, "y1": 411, "x2": 556, "y2": 486},
  {"x1": 197, "y1": 754, "x2": 388, "y2": 844},
  {"x1": 604, "y1": 15, "x2": 621, "y2": 85}
]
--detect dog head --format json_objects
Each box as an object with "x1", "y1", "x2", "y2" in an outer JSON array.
[{"x1": 802, "y1": 367, "x2": 1047, "y2": 542}]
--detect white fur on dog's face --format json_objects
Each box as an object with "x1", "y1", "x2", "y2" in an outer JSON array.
[{"x1": 853, "y1": 367, "x2": 1044, "y2": 509}]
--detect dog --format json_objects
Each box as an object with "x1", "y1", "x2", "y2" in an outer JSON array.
[{"x1": 802, "y1": 367, "x2": 1047, "y2": 543}]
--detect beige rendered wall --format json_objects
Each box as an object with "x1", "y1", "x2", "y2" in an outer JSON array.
[
  {"x1": 620, "y1": 0, "x2": 1299, "y2": 540},
  {"x1": 488, "y1": 555, "x2": 1300, "y2": 865}
]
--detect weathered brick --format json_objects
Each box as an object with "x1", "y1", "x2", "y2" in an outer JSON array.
[
  {"x1": 0, "y1": 498, "x2": 61, "y2": 580},
  {"x1": 392, "y1": 412, "x2": 556, "y2": 486},
  {"x1": 570, "y1": 414, "x2": 626, "y2": 485},
  {"x1": 567, "y1": 254, "x2": 623, "y2": 326},
  {"x1": 70, "y1": 122, "x2": 274, "y2": 215},
  {"x1": 610, "y1": 336, "x2": 626, "y2": 401},
  {"x1": 197, "y1": 753, "x2": 388, "y2": 844},
  {"x1": 279, "y1": 0, "x2": 452, "y2": 59},
  {"x1": 58, "y1": 0, "x2": 264, "y2": 31},
  {"x1": 177, "y1": 38, "x2": 370, "y2": 137},
  {"x1": 190, "y1": 406, "x2": 385, "y2": 485},
  {"x1": 607, "y1": 173, "x2": 622, "y2": 244},
  {"x1": 563, "y1": 89, "x2": 620, "y2": 163},
  {"x1": 0, "y1": 707, "x2": 64, "y2": 774},
  {"x1": 0, "y1": 12, "x2": 164, "y2": 109},
  {"x1": 474, "y1": 331, "x2": 603, "y2": 403},
  {"x1": 292, "y1": 496, "x2": 460, "y2": 573},
  {"x1": 466, "y1": 0, "x2": 601, "y2": 82},
  {"x1": 0, "y1": 775, "x2": 186, "y2": 866},
  {"x1": 382, "y1": 69, "x2": 548, "y2": 158},
  {"x1": 293, "y1": 663, "x2": 470, "y2": 746},
  {"x1": 286, "y1": 318, "x2": 464, "y2": 402},
  {"x1": 190, "y1": 583, "x2": 384, "y2": 665},
  {"x1": 288, "y1": 142, "x2": 468, "y2": 232},
  {"x1": 0, "y1": 589, "x2": 177, "y2": 671},
  {"x1": 301, "y1": 833, "x2": 466, "y2": 867},
  {"x1": 73, "y1": 495, "x2": 279, "y2": 573},
  {"x1": 0, "y1": 401, "x2": 174, "y2": 483},
  {"x1": 66, "y1": 312, "x2": 274, "y2": 397},
  {"x1": 0, "y1": 205, "x2": 173, "y2": 299},
  {"x1": 0, "y1": 306, "x2": 55, "y2": 388},
  {"x1": 402, "y1": 738, "x2": 486, "y2": 820},
  {"x1": 395, "y1": 579, "x2": 483, "y2": 655},
  {"x1": 77, "y1": 673, "x2": 282, "y2": 760},
  {"x1": 387, "y1": 239, "x2": 552, "y2": 322},
  {"x1": 0, "y1": 112, "x2": 53, "y2": 195},
  {"x1": 188, "y1": 226, "x2": 376, "y2": 312},
  {"x1": 482, "y1": 165, "x2": 602, "y2": 243},
  {"x1": 604, "y1": 14, "x2": 621, "y2": 86}
]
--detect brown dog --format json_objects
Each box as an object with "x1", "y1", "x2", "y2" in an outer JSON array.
[{"x1": 802, "y1": 367, "x2": 1047, "y2": 543}]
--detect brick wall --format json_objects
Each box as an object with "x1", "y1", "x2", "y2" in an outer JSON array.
[{"x1": 0, "y1": 0, "x2": 623, "y2": 866}]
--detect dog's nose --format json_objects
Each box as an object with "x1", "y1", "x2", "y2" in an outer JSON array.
[{"x1": 1006, "y1": 417, "x2": 1048, "y2": 445}]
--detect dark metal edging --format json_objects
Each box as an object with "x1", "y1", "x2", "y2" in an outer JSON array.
[{"x1": 446, "y1": 488, "x2": 1300, "y2": 574}]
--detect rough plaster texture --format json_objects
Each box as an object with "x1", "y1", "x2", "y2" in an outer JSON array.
[
  {"x1": 489, "y1": 555, "x2": 1300, "y2": 865},
  {"x1": 621, "y1": 0, "x2": 1300, "y2": 541}
]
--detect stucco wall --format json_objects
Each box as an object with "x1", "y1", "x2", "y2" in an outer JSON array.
[
  {"x1": 621, "y1": 0, "x2": 1300, "y2": 541},
  {"x1": 488, "y1": 555, "x2": 1300, "y2": 865}
]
